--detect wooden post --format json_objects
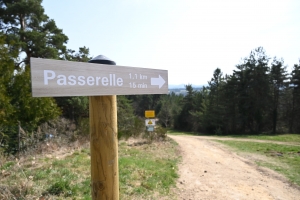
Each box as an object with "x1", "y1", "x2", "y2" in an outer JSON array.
[{"x1": 89, "y1": 95, "x2": 119, "y2": 199}]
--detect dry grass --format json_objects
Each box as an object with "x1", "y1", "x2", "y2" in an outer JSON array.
[{"x1": 0, "y1": 136, "x2": 180, "y2": 199}]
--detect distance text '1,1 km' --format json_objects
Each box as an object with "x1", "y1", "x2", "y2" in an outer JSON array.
[{"x1": 128, "y1": 73, "x2": 148, "y2": 88}]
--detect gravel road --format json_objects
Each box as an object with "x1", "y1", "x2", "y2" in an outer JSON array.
[{"x1": 169, "y1": 135, "x2": 300, "y2": 200}]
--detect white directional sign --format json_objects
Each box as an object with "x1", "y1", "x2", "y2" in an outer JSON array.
[
  {"x1": 30, "y1": 58, "x2": 168, "y2": 97},
  {"x1": 145, "y1": 119, "x2": 156, "y2": 126}
]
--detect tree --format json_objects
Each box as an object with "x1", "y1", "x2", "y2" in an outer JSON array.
[
  {"x1": 128, "y1": 94, "x2": 162, "y2": 117},
  {"x1": 288, "y1": 62, "x2": 300, "y2": 133},
  {"x1": 269, "y1": 58, "x2": 288, "y2": 134},
  {"x1": 205, "y1": 68, "x2": 225, "y2": 133},
  {"x1": 62, "y1": 46, "x2": 92, "y2": 62},
  {"x1": 220, "y1": 74, "x2": 240, "y2": 134},
  {"x1": 189, "y1": 87, "x2": 208, "y2": 132},
  {"x1": 234, "y1": 47, "x2": 271, "y2": 133},
  {"x1": 157, "y1": 93, "x2": 184, "y2": 128},
  {"x1": 176, "y1": 84, "x2": 196, "y2": 131},
  {"x1": 55, "y1": 47, "x2": 93, "y2": 122},
  {"x1": 10, "y1": 67, "x2": 61, "y2": 128},
  {"x1": 0, "y1": 34, "x2": 15, "y2": 125},
  {"x1": 0, "y1": 34, "x2": 60, "y2": 153},
  {"x1": 208, "y1": 68, "x2": 223, "y2": 109},
  {"x1": 117, "y1": 96, "x2": 144, "y2": 139},
  {"x1": 157, "y1": 95, "x2": 172, "y2": 127},
  {"x1": 0, "y1": 0, "x2": 69, "y2": 153},
  {"x1": 0, "y1": 0, "x2": 64, "y2": 127},
  {"x1": 0, "y1": 0, "x2": 68, "y2": 68}
]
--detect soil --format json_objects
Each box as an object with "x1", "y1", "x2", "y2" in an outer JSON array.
[{"x1": 169, "y1": 135, "x2": 300, "y2": 200}]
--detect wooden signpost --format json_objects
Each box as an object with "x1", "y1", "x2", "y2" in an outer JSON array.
[{"x1": 30, "y1": 56, "x2": 168, "y2": 200}]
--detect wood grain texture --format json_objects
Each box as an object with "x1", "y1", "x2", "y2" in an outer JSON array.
[
  {"x1": 89, "y1": 95, "x2": 119, "y2": 200},
  {"x1": 30, "y1": 57, "x2": 168, "y2": 97}
]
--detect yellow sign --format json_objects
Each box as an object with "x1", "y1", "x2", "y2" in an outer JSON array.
[
  {"x1": 145, "y1": 110, "x2": 155, "y2": 118},
  {"x1": 148, "y1": 120, "x2": 153, "y2": 125}
]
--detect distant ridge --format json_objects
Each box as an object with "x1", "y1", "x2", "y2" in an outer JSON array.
[{"x1": 168, "y1": 84, "x2": 205, "y2": 89}]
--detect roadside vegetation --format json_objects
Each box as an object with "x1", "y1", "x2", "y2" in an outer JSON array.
[
  {"x1": 119, "y1": 139, "x2": 179, "y2": 199},
  {"x1": 0, "y1": 137, "x2": 179, "y2": 199},
  {"x1": 168, "y1": 130, "x2": 300, "y2": 143},
  {"x1": 168, "y1": 130, "x2": 300, "y2": 187},
  {"x1": 223, "y1": 134, "x2": 300, "y2": 143},
  {"x1": 213, "y1": 136, "x2": 300, "y2": 186},
  {"x1": 167, "y1": 129, "x2": 198, "y2": 136}
]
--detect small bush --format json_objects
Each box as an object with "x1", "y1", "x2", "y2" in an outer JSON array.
[
  {"x1": 118, "y1": 117, "x2": 145, "y2": 140},
  {"x1": 77, "y1": 117, "x2": 89, "y2": 136},
  {"x1": 214, "y1": 127, "x2": 223, "y2": 135},
  {"x1": 46, "y1": 179, "x2": 73, "y2": 197},
  {"x1": 144, "y1": 126, "x2": 167, "y2": 143}
]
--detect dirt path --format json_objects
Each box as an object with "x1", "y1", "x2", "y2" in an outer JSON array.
[{"x1": 169, "y1": 135, "x2": 300, "y2": 200}]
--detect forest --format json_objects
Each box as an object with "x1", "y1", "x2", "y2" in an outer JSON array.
[
  {"x1": 0, "y1": 0, "x2": 299, "y2": 154},
  {"x1": 158, "y1": 49, "x2": 300, "y2": 135}
]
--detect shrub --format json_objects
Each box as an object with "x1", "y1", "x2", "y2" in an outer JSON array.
[
  {"x1": 144, "y1": 126, "x2": 167, "y2": 143},
  {"x1": 46, "y1": 179, "x2": 74, "y2": 197}
]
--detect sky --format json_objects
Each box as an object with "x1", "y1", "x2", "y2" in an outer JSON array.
[{"x1": 42, "y1": 0, "x2": 300, "y2": 87}]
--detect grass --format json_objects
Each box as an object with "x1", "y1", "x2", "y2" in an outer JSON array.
[
  {"x1": 167, "y1": 129, "x2": 198, "y2": 136},
  {"x1": 167, "y1": 129, "x2": 300, "y2": 143},
  {"x1": 0, "y1": 138, "x2": 179, "y2": 199},
  {"x1": 223, "y1": 134, "x2": 300, "y2": 143},
  {"x1": 119, "y1": 139, "x2": 179, "y2": 199},
  {"x1": 214, "y1": 140, "x2": 300, "y2": 186}
]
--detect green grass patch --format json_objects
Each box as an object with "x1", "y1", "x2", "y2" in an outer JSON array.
[
  {"x1": 168, "y1": 129, "x2": 300, "y2": 144},
  {"x1": 223, "y1": 134, "x2": 300, "y2": 143},
  {"x1": 0, "y1": 161, "x2": 15, "y2": 170},
  {"x1": 119, "y1": 139, "x2": 179, "y2": 199},
  {"x1": 167, "y1": 129, "x2": 198, "y2": 136},
  {"x1": 0, "y1": 138, "x2": 179, "y2": 199},
  {"x1": 215, "y1": 140, "x2": 300, "y2": 186}
]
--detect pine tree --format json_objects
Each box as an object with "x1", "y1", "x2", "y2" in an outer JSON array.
[
  {"x1": 205, "y1": 68, "x2": 225, "y2": 133},
  {"x1": 55, "y1": 47, "x2": 93, "y2": 122},
  {"x1": 189, "y1": 87, "x2": 208, "y2": 132},
  {"x1": 0, "y1": 34, "x2": 16, "y2": 125},
  {"x1": 117, "y1": 96, "x2": 141, "y2": 139},
  {"x1": 157, "y1": 93, "x2": 184, "y2": 128},
  {"x1": 221, "y1": 74, "x2": 239, "y2": 134},
  {"x1": 269, "y1": 58, "x2": 288, "y2": 134},
  {"x1": 234, "y1": 47, "x2": 270, "y2": 133},
  {"x1": 176, "y1": 84, "x2": 199, "y2": 131},
  {"x1": 289, "y1": 63, "x2": 300, "y2": 132},
  {"x1": 0, "y1": 1, "x2": 68, "y2": 152},
  {"x1": 0, "y1": 0, "x2": 68, "y2": 68}
]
